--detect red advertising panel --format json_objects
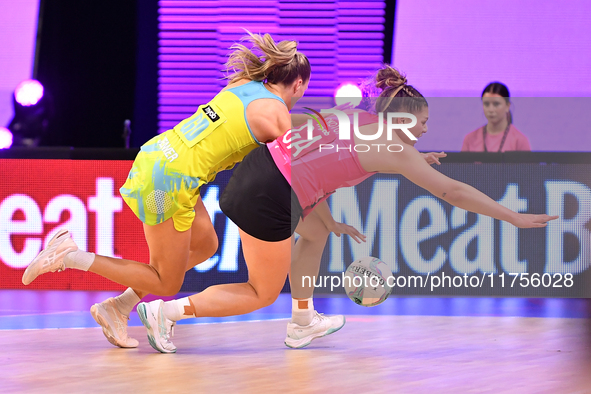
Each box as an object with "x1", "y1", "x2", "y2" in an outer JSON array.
[{"x1": 0, "y1": 159, "x2": 147, "y2": 290}]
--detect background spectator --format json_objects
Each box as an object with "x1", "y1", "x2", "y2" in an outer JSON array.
[{"x1": 462, "y1": 82, "x2": 531, "y2": 152}]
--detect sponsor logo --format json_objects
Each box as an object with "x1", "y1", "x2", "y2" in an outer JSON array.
[
  {"x1": 303, "y1": 107, "x2": 330, "y2": 136},
  {"x1": 202, "y1": 105, "x2": 220, "y2": 122}
]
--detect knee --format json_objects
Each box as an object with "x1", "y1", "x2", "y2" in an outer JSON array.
[
  {"x1": 160, "y1": 280, "x2": 183, "y2": 297},
  {"x1": 205, "y1": 229, "x2": 219, "y2": 257},
  {"x1": 151, "y1": 271, "x2": 183, "y2": 296},
  {"x1": 188, "y1": 229, "x2": 219, "y2": 268},
  {"x1": 256, "y1": 287, "x2": 282, "y2": 308},
  {"x1": 198, "y1": 227, "x2": 219, "y2": 258}
]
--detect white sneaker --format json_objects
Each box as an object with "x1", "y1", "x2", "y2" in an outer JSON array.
[
  {"x1": 285, "y1": 311, "x2": 346, "y2": 349},
  {"x1": 90, "y1": 298, "x2": 139, "y2": 348},
  {"x1": 137, "y1": 300, "x2": 177, "y2": 353},
  {"x1": 22, "y1": 229, "x2": 78, "y2": 285}
]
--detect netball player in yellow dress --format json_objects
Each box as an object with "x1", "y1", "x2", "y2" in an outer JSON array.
[{"x1": 22, "y1": 32, "x2": 311, "y2": 348}]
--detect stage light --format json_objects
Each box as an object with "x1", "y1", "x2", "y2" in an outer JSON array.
[
  {"x1": 14, "y1": 80, "x2": 44, "y2": 106},
  {"x1": 334, "y1": 83, "x2": 362, "y2": 107},
  {"x1": 8, "y1": 79, "x2": 52, "y2": 147},
  {"x1": 0, "y1": 127, "x2": 13, "y2": 149}
]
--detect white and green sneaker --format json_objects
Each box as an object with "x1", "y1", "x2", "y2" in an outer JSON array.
[
  {"x1": 137, "y1": 300, "x2": 177, "y2": 353},
  {"x1": 285, "y1": 312, "x2": 346, "y2": 349}
]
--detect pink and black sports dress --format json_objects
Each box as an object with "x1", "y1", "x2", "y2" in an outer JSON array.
[{"x1": 220, "y1": 110, "x2": 379, "y2": 242}]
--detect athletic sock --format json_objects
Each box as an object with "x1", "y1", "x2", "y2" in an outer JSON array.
[
  {"x1": 63, "y1": 250, "x2": 95, "y2": 271},
  {"x1": 291, "y1": 297, "x2": 314, "y2": 326},
  {"x1": 113, "y1": 288, "x2": 141, "y2": 317},
  {"x1": 163, "y1": 297, "x2": 195, "y2": 322}
]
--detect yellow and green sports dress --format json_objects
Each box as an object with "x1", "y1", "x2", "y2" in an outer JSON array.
[{"x1": 120, "y1": 81, "x2": 285, "y2": 232}]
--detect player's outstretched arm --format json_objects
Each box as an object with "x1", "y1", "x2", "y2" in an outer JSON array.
[{"x1": 394, "y1": 146, "x2": 558, "y2": 228}]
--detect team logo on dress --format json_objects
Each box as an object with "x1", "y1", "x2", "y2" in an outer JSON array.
[
  {"x1": 202, "y1": 105, "x2": 220, "y2": 122},
  {"x1": 303, "y1": 107, "x2": 330, "y2": 136}
]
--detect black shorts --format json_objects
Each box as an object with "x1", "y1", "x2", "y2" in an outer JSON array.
[{"x1": 220, "y1": 145, "x2": 303, "y2": 242}]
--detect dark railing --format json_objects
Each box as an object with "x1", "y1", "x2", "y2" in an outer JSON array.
[{"x1": 0, "y1": 147, "x2": 140, "y2": 160}]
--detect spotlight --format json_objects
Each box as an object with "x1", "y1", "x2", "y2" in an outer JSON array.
[
  {"x1": 15, "y1": 80, "x2": 44, "y2": 106},
  {"x1": 8, "y1": 79, "x2": 52, "y2": 147},
  {"x1": 334, "y1": 83, "x2": 362, "y2": 107},
  {"x1": 0, "y1": 127, "x2": 13, "y2": 149}
]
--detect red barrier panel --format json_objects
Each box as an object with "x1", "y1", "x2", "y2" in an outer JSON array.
[{"x1": 0, "y1": 159, "x2": 148, "y2": 290}]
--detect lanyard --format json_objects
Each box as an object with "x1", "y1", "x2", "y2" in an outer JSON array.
[{"x1": 483, "y1": 123, "x2": 510, "y2": 152}]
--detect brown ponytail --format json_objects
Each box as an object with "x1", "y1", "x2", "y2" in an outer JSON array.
[
  {"x1": 361, "y1": 64, "x2": 428, "y2": 114},
  {"x1": 375, "y1": 65, "x2": 408, "y2": 91},
  {"x1": 375, "y1": 65, "x2": 427, "y2": 114}
]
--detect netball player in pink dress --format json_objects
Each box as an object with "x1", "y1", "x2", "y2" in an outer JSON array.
[{"x1": 136, "y1": 65, "x2": 557, "y2": 353}]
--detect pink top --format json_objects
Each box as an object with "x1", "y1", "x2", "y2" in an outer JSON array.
[
  {"x1": 461, "y1": 124, "x2": 531, "y2": 152},
  {"x1": 268, "y1": 110, "x2": 378, "y2": 217}
]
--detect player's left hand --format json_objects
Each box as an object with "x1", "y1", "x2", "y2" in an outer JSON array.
[
  {"x1": 327, "y1": 222, "x2": 366, "y2": 244},
  {"x1": 422, "y1": 151, "x2": 447, "y2": 165},
  {"x1": 511, "y1": 213, "x2": 560, "y2": 228}
]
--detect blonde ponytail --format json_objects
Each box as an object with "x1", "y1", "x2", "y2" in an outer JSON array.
[{"x1": 225, "y1": 31, "x2": 310, "y2": 85}]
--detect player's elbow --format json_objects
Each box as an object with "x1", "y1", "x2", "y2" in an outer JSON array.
[{"x1": 439, "y1": 182, "x2": 464, "y2": 205}]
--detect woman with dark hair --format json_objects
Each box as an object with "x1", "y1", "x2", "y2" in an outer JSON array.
[
  {"x1": 136, "y1": 66, "x2": 557, "y2": 353},
  {"x1": 462, "y1": 82, "x2": 531, "y2": 152}
]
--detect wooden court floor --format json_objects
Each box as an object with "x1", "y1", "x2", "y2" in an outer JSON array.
[{"x1": 1, "y1": 315, "x2": 590, "y2": 393}]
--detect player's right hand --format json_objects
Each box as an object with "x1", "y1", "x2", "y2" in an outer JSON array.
[{"x1": 327, "y1": 222, "x2": 367, "y2": 244}]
